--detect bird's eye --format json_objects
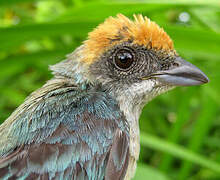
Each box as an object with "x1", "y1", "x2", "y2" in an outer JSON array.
[{"x1": 114, "y1": 49, "x2": 134, "y2": 70}]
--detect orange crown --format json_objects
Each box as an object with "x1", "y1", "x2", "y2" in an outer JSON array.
[{"x1": 83, "y1": 14, "x2": 174, "y2": 64}]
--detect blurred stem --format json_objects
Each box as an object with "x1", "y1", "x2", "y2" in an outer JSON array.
[
  {"x1": 190, "y1": 8, "x2": 220, "y2": 33},
  {"x1": 140, "y1": 133, "x2": 220, "y2": 174},
  {"x1": 159, "y1": 88, "x2": 196, "y2": 172},
  {"x1": 188, "y1": 9, "x2": 213, "y2": 31},
  {"x1": 72, "y1": 0, "x2": 83, "y2": 7},
  {"x1": 178, "y1": 91, "x2": 217, "y2": 179}
]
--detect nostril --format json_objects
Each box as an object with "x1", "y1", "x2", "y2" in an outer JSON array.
[
  {"x1": 172, "y1": 62, "x2": 180, "y2": 67},
  {"x1": 160, "y1": 62, "x2": 170, "y2": 70},
  {"x1": 160, "y1": 59, "x2": 180, "y2": 71}
]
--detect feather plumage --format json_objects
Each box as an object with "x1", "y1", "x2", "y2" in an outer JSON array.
[{"x1": 0, "y1": 78, "x2": 130, "y2": 180}]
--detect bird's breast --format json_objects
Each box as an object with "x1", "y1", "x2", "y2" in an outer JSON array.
[
  {"x1": 114, "y1": 90, "x2": 143, "y2": 179},
  {"x1": 124, "y1": 119, "x2": 140, "y2": 180}
]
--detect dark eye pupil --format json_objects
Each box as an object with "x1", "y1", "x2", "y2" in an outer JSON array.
[{"x1": 115, "y1": 49, "x2": 134, "y2": 69}]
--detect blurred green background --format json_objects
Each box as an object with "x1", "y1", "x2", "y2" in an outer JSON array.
[{"x1": 0, "y1": 0, "x2": 220, "y2": 179}]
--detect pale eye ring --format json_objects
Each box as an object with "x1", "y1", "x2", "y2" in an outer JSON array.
[{"x1": 113, "y1": 48, "x2": 134, "y2": 70}]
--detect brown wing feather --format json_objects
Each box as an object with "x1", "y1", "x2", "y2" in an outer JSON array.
[{"x1": 105, "y1": 130, "x2": 130, "y2": 180}]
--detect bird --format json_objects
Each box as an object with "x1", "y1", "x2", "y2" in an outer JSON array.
[{"x1": 0, "y1": 14, "x2": 209, "y2": 180}]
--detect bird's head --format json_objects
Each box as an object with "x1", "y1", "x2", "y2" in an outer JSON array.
[{"x1": 51, "y1": 14, "x2": 209, "y2": 110}]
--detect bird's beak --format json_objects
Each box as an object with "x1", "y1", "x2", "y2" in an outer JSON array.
[{"x1": 148, "y1": 57, "x2": 209, "y2": 86}]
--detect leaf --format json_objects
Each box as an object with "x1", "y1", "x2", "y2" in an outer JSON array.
[
  {"x1": 0, "y1": 49, "x2": 71, "y2": 80},
  {"x1": 178, "y1": 94, "x2": 217, "y2": 179},
  {"x1": 1, "y1": 21, "x2": 220, "y2": 62},
  {"x1": 116, "y1": 0, "x2": 220, "y2": 6},
  {"x1": 0, "y1": 0, "x2": 37, "y2": 6},
  {"x1": 55, "y1": 3, "x2": 172, "y2": 22},
  {"x1": 140, "y1": 133, "x2": 220, "y2": 173},
  {"x1": 160, "y1": 88, "x2": 197, "y2": 172},
  {"x1": 0, "y1": 22, "x2": 95, "y2": 51},
  {"x1": 133, "y1": 164, "x2": 170, "y2": 180}
]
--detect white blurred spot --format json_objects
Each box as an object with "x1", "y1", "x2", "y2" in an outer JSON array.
[
  {"x1": 13, "y1": 16, "x2": 20, "y2": 25},
  {"x1": 179, "y1": 12, "x2": 190, "y2": 23},
  {"x1": 168, "y1": 112, "x2": 177, "y2": 123}
]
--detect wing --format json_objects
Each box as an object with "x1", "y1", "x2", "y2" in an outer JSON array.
[{"x1": 0, "y1": 83, "x2": 130, "y2": 180}]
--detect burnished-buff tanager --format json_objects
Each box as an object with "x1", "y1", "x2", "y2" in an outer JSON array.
[{"x1": 0, "y1": 14, "x2": 208, "y2": 180}]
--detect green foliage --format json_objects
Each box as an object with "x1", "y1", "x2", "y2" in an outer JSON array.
[{"x1": 0, "y1": 0, "x2": 220, "y2": 179}]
